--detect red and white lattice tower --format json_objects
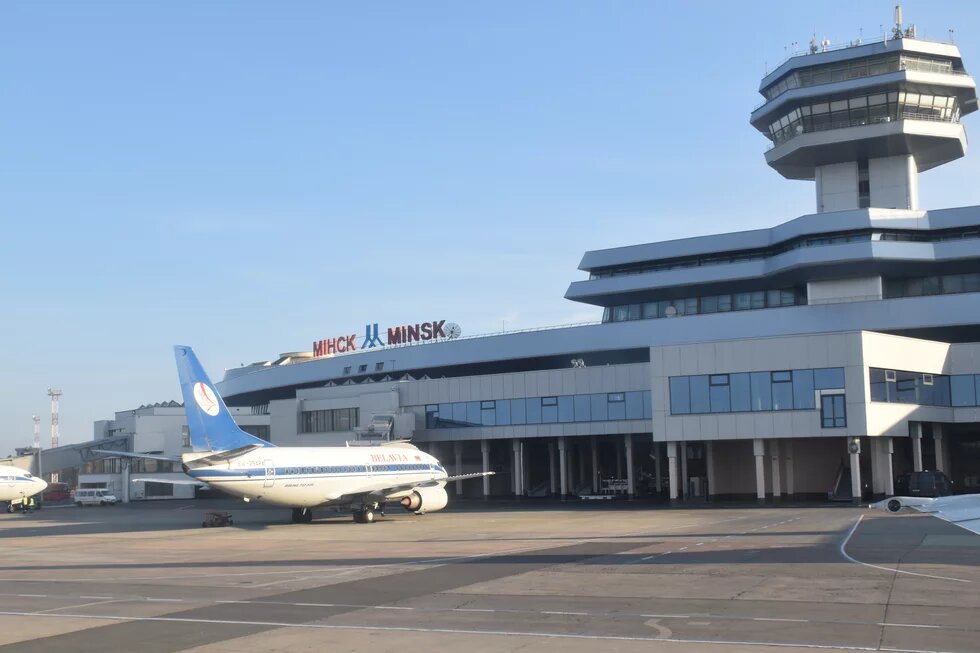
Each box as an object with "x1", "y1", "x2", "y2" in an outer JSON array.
[
  {"x1": 32, "y1": 415, "x2": 40, "y2": 450},
  {"x1": 47, "y1": 388, "x2": 62, "y2": 449}
]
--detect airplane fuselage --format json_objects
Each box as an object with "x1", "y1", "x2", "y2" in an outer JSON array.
[
  {"x1": 182, "y1": 445, "x2": 447, "y2": 508},
  {"x1": 0, "y1": 465, "x2": 47, "y2": 503}
]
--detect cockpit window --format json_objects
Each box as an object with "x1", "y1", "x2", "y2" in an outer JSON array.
[{"x1": 24, "y1": 473, "x2": 32, "y2": 478}]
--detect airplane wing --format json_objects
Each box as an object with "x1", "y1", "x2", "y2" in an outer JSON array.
[
  {"x1": 338, "y1": 471, "x2": 496, "y2": 504},
  {"x1": 870, "y1": 494, "x2": 980, "y2": 535},
  {"x1": 92, "y1": 450, "x2": 180, "y2": 462},
  {"x1": 188, "y1": 444, "x2": 265, "y2": 466},
  {"x1": 131, "y1": 477, "x2": 208, "y2": 487}
]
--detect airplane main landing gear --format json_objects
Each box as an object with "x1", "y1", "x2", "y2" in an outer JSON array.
[
  {"x1": 353, "y1": 503, "x2": 382, "y2": 524},
  {"x1": 291, "y1": 507, "x2": 314, "y2": 523}
]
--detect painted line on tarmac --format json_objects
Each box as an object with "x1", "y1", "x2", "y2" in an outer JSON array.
[
  {"x1": 35, "y1": 598, "x2": 120, "y2": 614},
  {"x1": 1, "y1": 610, "x2": 963, "y2": 652},
  {"x1": 627, "y1": 515, "x2": 802, "y2": 565},
  {"x1": 0, "y1": 611, "x2": 968, "y2": 653},
  {"x1": 840, "y1": 515, "x2": 972, "y2": 584},
  {"x1": 1, "y1": 513, "x2": 753, "y2": 585},
  {"x1": 5, "y1": 594, "x2": 980, "y2": 635}
]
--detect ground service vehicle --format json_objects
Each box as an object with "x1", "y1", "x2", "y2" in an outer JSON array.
[{"x1": 73, "y1": 489, "x2": 118, "y2": 506}]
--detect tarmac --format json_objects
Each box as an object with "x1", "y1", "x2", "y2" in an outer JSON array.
[{"x1": 0, "y1": 498, "x2": 977, "y2": 652}]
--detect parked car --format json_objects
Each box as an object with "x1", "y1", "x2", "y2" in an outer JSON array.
[
  {"x1": 894, "y1": 470, "x2": 953, "y2": 498},
  {"x1": 43, "y1": 482, "x2": 71, "y2": 502}
]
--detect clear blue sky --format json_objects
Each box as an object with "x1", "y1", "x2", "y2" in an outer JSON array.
[{"x1": 2, "y1": 1, "x2": 979, "y2": 454}]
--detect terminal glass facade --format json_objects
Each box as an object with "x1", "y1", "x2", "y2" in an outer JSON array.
[
  {"x1": 883, "y1": 272, "x2": 980, "y2": 298},
  {"x1": 604, "y1": 288, "x2": 804, "y2": 323},
  {"x1": 417, "y1": 391, "x2": 652, "y2": 429},
  {"x1": 300, "y1": 407, "x2": 360, "y2": 433},
  {"x1": 670, "y1": 367, "x2": 845, "y2": 415},
  {"x1": 870, "y1": 368, "x2": 980, "y2": 406}
]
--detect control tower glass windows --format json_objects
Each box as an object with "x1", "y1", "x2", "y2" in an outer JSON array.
[
  {"x1": 768, "y1": 92, "x2": 959, "y2": 145},
  {"x1": 761, "y1": 54, "x2": 958, "y2": 102}
]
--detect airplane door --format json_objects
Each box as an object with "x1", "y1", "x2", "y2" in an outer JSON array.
[{"x1": 263, "y1": 460, "x2": 275, "y2": 488}]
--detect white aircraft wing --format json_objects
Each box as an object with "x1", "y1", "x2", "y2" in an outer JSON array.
[
  {"x1": 870, "y1": 494, "x2": 980, "y2": 535},
  {"x1": 338, "y1": 471, "x2": 496, "y2": 503},
  {"x1": 92, "y1": 450, "x2": 180, "y2": 462},
  {"x1": 130, "y1": 477, "x2": 208, "y2": 487}
]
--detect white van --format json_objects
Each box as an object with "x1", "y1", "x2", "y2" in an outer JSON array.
[{"x1": 73, "y1": 489, "x2": 118, "y2": 506}]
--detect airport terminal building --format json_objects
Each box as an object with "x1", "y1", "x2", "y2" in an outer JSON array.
[{"x1": 207, "y1": 33, "x2": 980, "y2": 503}]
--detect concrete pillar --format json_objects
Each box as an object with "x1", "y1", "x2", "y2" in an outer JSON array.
[
  {"x1": 481, "y1": 440, "x2": 490, "y2": 497},
  {"x1": 753, "y1": 438, "x2": 766, "y2": 501},
  {"x1": 770, "y1": 439, "x2": 782, "y2": 498},
  {"x1": 616, "y1": 439, "x2": 624, "y2": 478},
  {"x1": 590, "y1": 436, "x2": 599, "y2": 494},
  {"x1": 522, "y1": 440, "x2": 529, "y2": 495},
  {"x1": 558, "y1": 437, "x2": 568, "y2": 498},
  {"x1": 578, "y1": 440, "x2": 586, "y2": 490},
  {"x1": 884, "y1": 437, "x2": 895, "y2": 495},
  {"x1": 849, "y1": 438, "x2": 862, "y2": 502},
  {"x1": 121, "y1": 461, "x2": 131, "y2": 504},
  {"x1": 667, "y1": 441, "x2": 679, "y2": 500},
  {"x1": 654, "y1": 442, "x2": 663, "y2": 497},
  {"x1": 934, "y1": 425, "x2": 945, "y2": 472},
  {"x1": 784, "y1": 440, "x2": 794, "y2": 496},
  {"x1": 512, "y1": 439, "x2": 523, "y2": 497},
  {"x1": 705, "y1": 441, "x2": 716, "y2": 499},
  {"x1": 548, "y1": 440, "x2": 557, "y2": 495},
  {"x1": 870, "y1": 438, "x2": 892, "y2": 496},
  {"x1": 625, "y1": 434, "x2": 635, "y2": 498},
  {"x1": 911, "y1": 423, "x2": 924, "y2": 472},
  {"x1": 567, "y1": 445, "x2": 575, "y2": 490},
  {"x1": 454, "y1": 441, "x2": 463, "y2": 495},
  {"x1": 680, "y1": 441, "x2": 689, "y2": 500}
]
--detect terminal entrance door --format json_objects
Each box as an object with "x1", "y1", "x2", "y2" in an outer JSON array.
[{"x1": 263, "y1": 460, "x2": 276, "y2": 488}]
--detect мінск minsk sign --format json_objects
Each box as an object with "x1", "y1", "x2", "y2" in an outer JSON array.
[{"x1": 313, "y1": 320, "x2": 461, "y2": 357}]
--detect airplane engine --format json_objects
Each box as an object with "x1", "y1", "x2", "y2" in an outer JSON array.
[
  {"x1": 869, "y1": 496, "x2": 936, "y2": 513},
  {"x1": 399, "y1": 486, "x2": 448, "y2": 514}
]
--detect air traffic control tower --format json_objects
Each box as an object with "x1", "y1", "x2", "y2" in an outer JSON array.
[{"x1": 751, "y1": 12, "x2": 978, "y2": 213}]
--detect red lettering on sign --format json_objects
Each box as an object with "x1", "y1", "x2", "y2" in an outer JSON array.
[{"x1": 387, "y1": 326, "x2": 402, "y2": 345}]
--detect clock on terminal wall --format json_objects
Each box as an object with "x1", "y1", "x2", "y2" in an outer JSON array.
[{"x1": 445, "y1": 322, "x2": 462, "y2": 339}]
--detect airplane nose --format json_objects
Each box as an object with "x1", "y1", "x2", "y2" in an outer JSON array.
[{"x1": 37, "y1": 479, "x2": 48, "y2": 492}]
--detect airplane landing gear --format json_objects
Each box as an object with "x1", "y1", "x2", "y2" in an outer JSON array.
[
  {"x1": 353, "y1": 502, "x2": 381, "y2": 524},
  {"x1": 291, "y1": 507, "x2": 314, "y2": 523},
  {"x1": 353, "y1": 508, "x2": 376, "y2": 523}
]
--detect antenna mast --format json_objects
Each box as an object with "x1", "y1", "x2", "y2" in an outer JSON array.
[
  {"x1": 48, "y1": 388, "x2": 62, "y2": 449},
  {"x1": 32, "y1": 415, "x2": 40, "y2": 450}
]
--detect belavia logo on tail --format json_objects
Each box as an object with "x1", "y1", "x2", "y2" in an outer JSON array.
[
  {"x1": 193, "y1": 382, "x2": 221, "y2": 416},
  {"x1": 314, "y1": 320, "x2": 461, "y2": 357}
]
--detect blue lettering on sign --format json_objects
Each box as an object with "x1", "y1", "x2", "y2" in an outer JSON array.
[{"x1": 362, "y1": 323, "x2": 386, "y2": 348}]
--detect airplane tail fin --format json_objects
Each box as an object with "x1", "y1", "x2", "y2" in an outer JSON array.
[{"x1": 174, "y1": 345, "x2": 275, "y2": 452}]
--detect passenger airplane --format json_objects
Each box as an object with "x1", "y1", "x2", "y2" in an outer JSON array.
[
  {"x1": 0, "y1": 465, "x2": 47, "y2": 505},
  {"x1": 100, "y1": 346, "x2": 492, "y2": 524},
  {"x1": 869, "y1": 494, "x2": 980, "y2": 535}
]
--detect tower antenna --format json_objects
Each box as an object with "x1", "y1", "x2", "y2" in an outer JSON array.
[
  {"x1": 32, "y1": 415, "x2": 40, "y2": 450},
  {"x1": 48, "y1": 387, "x2": 62, "y2": 449}
]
